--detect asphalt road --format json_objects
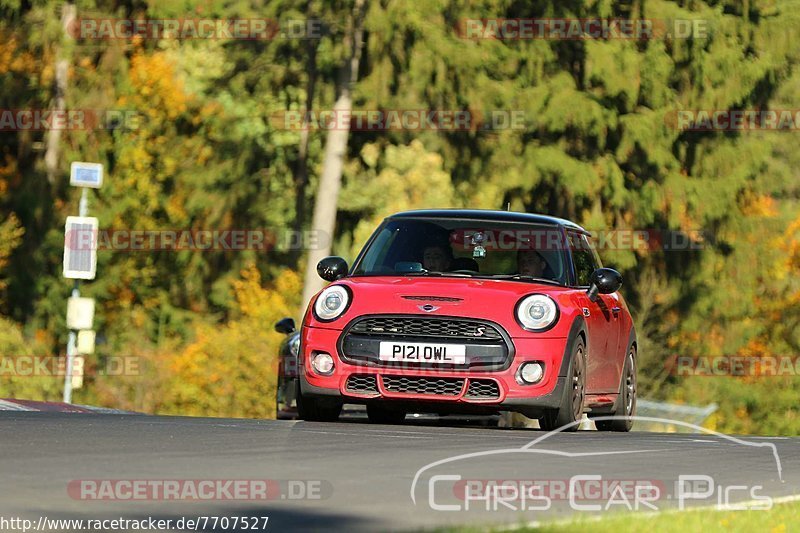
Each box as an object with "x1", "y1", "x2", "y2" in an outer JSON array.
[{"x1": 1, "y1": 413, "x2": 798, "y2": 531}]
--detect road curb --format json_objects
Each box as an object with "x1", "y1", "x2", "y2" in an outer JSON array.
[{"x1": 0, "y1": 399, "x2": 138, "y2": 414}]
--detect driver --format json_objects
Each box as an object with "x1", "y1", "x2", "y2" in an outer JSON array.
[
  {"x1": 422, "y1": 244, "x2": 453, "y2": 272},
  {"x1": 517, "y1": 249, "x2": 547, "y2": 277}
]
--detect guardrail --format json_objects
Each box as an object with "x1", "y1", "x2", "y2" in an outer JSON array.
[{"x1": 501, "y1": 399, "x2": 719, "y2": 431}]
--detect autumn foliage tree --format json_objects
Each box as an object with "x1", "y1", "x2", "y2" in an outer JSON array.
[{"x1": 0, "y1": 0, "x2": 798, "y2": 433}]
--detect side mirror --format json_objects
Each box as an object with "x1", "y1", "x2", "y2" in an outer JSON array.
[
  {"x1": 274, "y1": 317, "x2": 296, "y2": 334},
  {"x1": 317, "y1": 256, "x2": 348, "y2": 282},
  {"x1": 587, "y1": 268, "x2": 622, "y2": 302}
]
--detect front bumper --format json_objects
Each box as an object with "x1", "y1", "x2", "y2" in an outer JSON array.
[{"x1": 300, "y1": 325, "x2": 568, "y2": 417}]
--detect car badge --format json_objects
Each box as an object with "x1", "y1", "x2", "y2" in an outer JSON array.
[
  {"x1": 582, "y1": 307, "x2": 590, "y2": 317},
  {"x1": 418, "y1": 304, "x2": 440, "y2": 313}
]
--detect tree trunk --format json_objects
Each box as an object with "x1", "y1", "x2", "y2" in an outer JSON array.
[
  {"x1": 301, "y1": 0, "x2": 367, "y2": 309},
  {"x1": 45, "y1": 2, "x2": 76, "y2": 185},
  {"x1": 292, "y1": 39, "x2": 318, "y2": 257}
]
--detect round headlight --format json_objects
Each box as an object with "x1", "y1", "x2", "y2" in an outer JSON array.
[
  {"x1": 516, "y1": 294, "x2": 559, "y2": 331},
  {"x1": 314, "y1": 285, "x2": 350, "y2": 321}
]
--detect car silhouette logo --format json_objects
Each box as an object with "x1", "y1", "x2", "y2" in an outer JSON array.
[{"x1": 418, "y1": 304, "x2": 440, "y2": 313}]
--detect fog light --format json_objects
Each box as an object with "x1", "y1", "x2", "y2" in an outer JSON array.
[
  {"x1": 311, "y1": 352, "x2": 335, "y2": 375},
  {"x1": 518, "y1": 362, "x2": 544, "y2": 384}
]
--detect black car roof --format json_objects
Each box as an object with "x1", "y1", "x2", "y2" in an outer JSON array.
[{"x1": 388, "y1": 209, "x2": 588, "y2": 233}]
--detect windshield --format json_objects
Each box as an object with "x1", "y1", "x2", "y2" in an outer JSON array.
[{"x1": 352, "y1": 217, "x2": 569, "y2": 285}]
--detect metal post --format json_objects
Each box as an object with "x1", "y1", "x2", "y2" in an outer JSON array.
[
  {"x1": 63, "y1": 188, "x2": 89, "y2": 403},
  {"x1": 63, "y1": 283, "x2": 79, "y2": 403},
  {"x1": 78, "y1": 186, "x2": 88, "y2": 217}
]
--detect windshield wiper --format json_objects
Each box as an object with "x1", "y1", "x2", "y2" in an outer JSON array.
[
  {"x1": 487, "y1": 274, "x2": 562, "y2": 285},
  {"x1": 401, "y1": 270, "x2": 473, "y2": 278}
]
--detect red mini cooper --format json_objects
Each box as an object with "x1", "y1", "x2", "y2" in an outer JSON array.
[{"x1": 298, "y1": 209, "x2": 637, "y2": 431}]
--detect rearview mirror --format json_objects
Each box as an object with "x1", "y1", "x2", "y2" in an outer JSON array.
[
  {"x1": 587, "y1": 268, "x2": 622, "y2": 302},
  {"x1": 317, "y1": 256, "x2": 348, "y2": 282},
  {"x1": 274, "y1": 317, "x2": 296, "y2": 334}
]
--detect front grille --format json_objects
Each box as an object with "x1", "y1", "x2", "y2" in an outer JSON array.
[
  {"x1": 381, "y1": 375, "x2": 464, "y2": 396},
  {"x1": 345, "y1": 374, "x2": 378, "y2": 395},
  {"x1": 465, "y1": 379, "x2": 500, "y2": 400},
  {"x1": 349, "y1": 316, "x2": 502, "y2": 340}
]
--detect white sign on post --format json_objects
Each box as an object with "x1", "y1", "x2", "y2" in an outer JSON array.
[
  {"x1": 71, "y1": 356, "x2": 85, "y2": 390},
  {"x1": 70, "y1": 162, "x2": 103, "y2": 188},
  {"x1": 76, "y1": 330, "x2": 96, "y2": 355},
  {"x1": 63, "y1": 216, "x2": 98, "y2": 280},
  {"x1": 66, "y1": 297, "x2": 95, "y2": 330}
]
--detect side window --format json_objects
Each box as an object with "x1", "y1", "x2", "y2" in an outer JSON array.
[
  {"x1": 586, "y1": 235, "x2": 603, "y2": 269},
  {"x1": 568, "y1": 232, "x2": 597, "y2": 286}
]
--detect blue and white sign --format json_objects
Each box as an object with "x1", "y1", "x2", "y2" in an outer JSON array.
[{"x1": 69, "y1": 161, "x2": 103, "y2": 188}]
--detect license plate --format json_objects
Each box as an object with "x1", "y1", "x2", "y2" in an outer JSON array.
[{"x1": 378, "y1": 342, "x2": 466, "y2": 364}]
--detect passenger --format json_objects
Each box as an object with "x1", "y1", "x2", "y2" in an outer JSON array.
[
  {"x1": 422, "y1": 244, "x2": 453, "y2": 272},
  {"x1": 517, "y1": 249, "x2": 548, "y2": 278}
]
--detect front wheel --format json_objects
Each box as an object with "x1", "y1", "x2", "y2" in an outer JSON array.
[
  {"x1": 296, "y1": 382, "x2": 342, "y2": 422},
  {"x1": 539, "y1": 338, "x2": 586, "y2": 432},
  {"x1": 595, "y1": 346, "x2": 637, "y2": 432}
]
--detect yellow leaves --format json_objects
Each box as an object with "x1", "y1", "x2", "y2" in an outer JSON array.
[
  {"x1": 0, "y1": 214, "x2": 24, "y2": 290},
  {"x1": 166, "y1": 192, "x2": 188, "y2": 223},
  {"x1": 233, "y1": 264, "x2": 301, "y2": 321},
  {"x1": 678, "y1": 211, "x2": 698, "y2": 236},
  {"x1": 0, "y1": 30, "x2": 37, "y2": 77},
  {"x1": 109, "y1": 285, "x2": 136, "y2": 309},
  {"x1": 738, "y1": 338, "x2": 770, "y2": 357},
  {"x1": 156, "y1": 267, "x2": 302, "y2": 418},
  {"x1": 129, "y1": 52, "x2": 191, "y2": 120},
  {"x1": 0, "y1": 31, "x2": 17, "y2": 75},
  {"x1": 0, "y1": 152, "x2": 18, "y2": 186},
  {"x1": 740, "y1": 191, "x2": 778, "y2": 218},
  {"x1": 197, "y1": 145, "x2": 214, "y2": 166},
  {"x1": 196, "y1": 102, "x2": 223, "y2": 128},
  {"x1": 782, "y1": 215, "x2": 800, "y2": 272},
  {"x1": 275, "y1": 268, "x2": 303, "y2": 302}
]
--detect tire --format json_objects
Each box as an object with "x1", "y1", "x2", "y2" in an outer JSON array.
[
  {"x1": 366, "y1": 403, "x2": 406, "y2": 424},
  {"x1": 596, "y1": 345, "x2": 637, "y2": 432},
  {"x1": 296, "y1": 382, "x2": 342, "y2": 422},
  {"x1": 539, "y1": 337, "x2": 586, "y2": 432},
  {"x1": 276, "y1": 377, "x2": 298, "y2": 420}
]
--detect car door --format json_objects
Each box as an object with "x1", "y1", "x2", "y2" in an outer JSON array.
[
  {"x1": 587, "y1": 237, "x2": 625, "y2": 387},
  {"x1": 568, "y1": 232, "x2": 621, "y2": 394}
]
